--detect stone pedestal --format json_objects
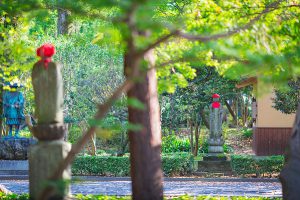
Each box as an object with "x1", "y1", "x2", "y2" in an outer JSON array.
[
  {"x1": 195, "y1": 159, "x2": 232, "y2": 176},
  {"x1": 29, "y1": 140, "x2": 71, "y2": 199}
]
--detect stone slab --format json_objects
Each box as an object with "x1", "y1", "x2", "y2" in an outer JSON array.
[
  {"x1": 197, "y1": 160, "x2": 232, "y2": 174},
  {"x1": 203, "y1": 154, "x2": 227, "y2": 161}
]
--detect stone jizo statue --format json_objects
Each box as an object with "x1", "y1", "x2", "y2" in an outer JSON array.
[
  {"x1": 32, "y1": 43, "x2": 63, "y2": 125},
  {"x1": 29, "y1": 44, "x2": 70, "y2": 199},
  {"x1": 208, "y1": 93, "x2": 224, "y2": 155}
]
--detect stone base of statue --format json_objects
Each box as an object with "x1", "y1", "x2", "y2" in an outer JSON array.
[
  {"x1": 197, "y1": 136, "x2": 231, "y2": 176},
  {"x1": 0, "y1": 138, "x2": 37, "y2": 160},
  {"x1": 203, "y1": 137, "x2": 226, "y2": 161},
  {"x1": 203, "y1": 153, "x2": 227, "y2": 161},
  {"x1": 195, "y1": 158, "x2": 232, "y2": 176},
  {"x1": 29, "y1": 124, "x2": 71, "y2": 200}
]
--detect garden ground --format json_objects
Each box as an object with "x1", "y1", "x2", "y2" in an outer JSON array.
[{"x1": 1, "y1": 177, "x2": 281, "y2": 198}]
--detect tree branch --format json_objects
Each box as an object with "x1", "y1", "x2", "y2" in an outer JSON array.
[
  {"x1": 39, "y1": 79, "x2": 133, "y2": 199},
  {"x1": 138, "y1": 30, "x2": 180, "y2": 56},
  {"x1": 177, "y1": 0, "x2": 283, "y2": 42},
  {"x1": 138, "y1": 0, "x2": 284, "y2": 56}
]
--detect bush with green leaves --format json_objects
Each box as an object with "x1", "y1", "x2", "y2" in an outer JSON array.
[
  {"x1": 242, "y1": 128, "x2": 253, "y2": 138},
  {"x1": 0, "y1": 193, "x2": 29, "y2": 200},
  {"x1": 162, "y1": 135, "x2": 190, "y2": 153},
  {"x1": 72, "y1": 153, "x2": 193, "y2": 176},
  {"x1": 231, "y1": 155, "x2": 284, "y2": 176},
  {"x1": 72, "y1": 156, "x2": 130, "y2": 176}
]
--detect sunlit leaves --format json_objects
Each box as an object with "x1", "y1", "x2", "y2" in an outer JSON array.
[{"x1": 127, "y1": 98, "x2": 145, "y2": 110}]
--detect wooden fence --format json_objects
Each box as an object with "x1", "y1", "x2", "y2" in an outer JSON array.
[{"x1": 253, "y1": 127, "x2": 292, "y2": 156}]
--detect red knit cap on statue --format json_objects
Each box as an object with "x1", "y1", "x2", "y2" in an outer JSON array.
[
  {"x1": 212, "y1": 93, "x2": 220, "y2": 98},
  {"x1": 36, "y1": 43, "x2": 55, "y2": 69}
]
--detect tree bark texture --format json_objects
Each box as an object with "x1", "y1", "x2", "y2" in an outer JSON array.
[
  {"x1": 224, "y1": 100, "x2": 236, "y2": 123},
  {"x1": 125, "y1": 50, "x2": 163, "y2": 200},
  {"x1": 280, "y1": 104, "x2": 300, "y2": 200},
  {"x1": 57, "y1": 8, "x2": 69, "y2": 35},
  {"x1": 190, "y1": 119, "x2": 194, "y2": 154},
  {"x1": 194, "y1": 122, "x2": 200, "y2": 156}
]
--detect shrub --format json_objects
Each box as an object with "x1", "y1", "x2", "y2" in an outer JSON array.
[
  {"x1": 198, "y1": 139, "x2": 209, "y2": 153},
  {"x1": 162, "y1": 153, "x2": 193, "y2": 176},
  {"x1": 0, "y1": 193, "x2": 29, "y2": 200},
  {"x1": 231, "y1": 155, "x2": 284, "y2": 176},
  {"x1": 72, "y1": 153, "x2": 193, "y2": 176},
  {"x1": 72, "y1": 156, "x2": 130, "y2": 176},
  {"x1": 242, "y1": 128, "x2": 253, "y2": 138},
  {"x1": 162, "y1": 135, "x2": 190, "y2": 153},
  {"x1": 68, "y1": 125, "x2": 83, "y2": 144}
]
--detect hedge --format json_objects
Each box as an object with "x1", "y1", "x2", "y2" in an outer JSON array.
[
  {"x1": 231, "y1": 155, "x2": 284, "y2": 176},
  {"x1": 72, "y1": 153, "x2": 193, "y2": 176},
  {"x1": 0, "y1": 193, "x2": 282, "y2": 200}
]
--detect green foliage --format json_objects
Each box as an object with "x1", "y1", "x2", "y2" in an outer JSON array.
[
  {"x1": 162, "y1": 135, "x2": 190, "y2": 153},
  {"x1": 231, "y1": 155, "x2": 284, "y2": 176},
  {"x1": 198, "y1": 139, "x2": 209, "y2": 154},
  {"x1": 74, "y1": 194, "x2": 130, "y2": 200},
  {"x1": 68, "y1": 125, "x2": 83, "y2": 144},
  {"x1": 72, "y1": 156, "x2": 130, "y2": 176},
  {"x1": 173, "y1": 196, "x2": 281, "y2": 200},
  {"x1": 72, "y1": 153, "x2": 193, "y2": 176},
  {"x1": 162, "y1": 153, "x2": 193, "y2": 176},
  {"x1": 273, "y1": 79, "x2": 300, "y2": 114},
  {"x1": 0, "y1": 193, "x2": 29, "y2": 200},
  {"x1": 223, "y1": 144, "x2": 234, "y2": 153},
  {"x1": 241, "y1": 128, "x2": 253, "y2": 138}
]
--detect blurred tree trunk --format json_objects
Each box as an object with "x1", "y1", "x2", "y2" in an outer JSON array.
[
  {"x1": 225, "y1": 100, "x2": 236, "y2": 123},
  {"x1": 193, "y1": 121, "x2": 200, "y2": 156},
  {"x1": 125, "y1": 48, "x2": 163, "y2": 200},
  {"x1": 280, "y1": 104, "x2": 300, "y2": 199},
  {"x1": 57, "y1": 8, "x2": 69, "y2": 35},
  {"x1": 169, "y1": 94, "x2": 174, "y2": 134},
  {"x1": 189, "y1": 117, "x2": 194, "y2": 154}
]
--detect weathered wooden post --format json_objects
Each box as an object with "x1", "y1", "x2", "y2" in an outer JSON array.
[
  {"x1": 280, "y1": 104, "x2": 300, "y2": 199},
  {"x1": 29, "y1": 44, "x2": 71, "y2": 199}
]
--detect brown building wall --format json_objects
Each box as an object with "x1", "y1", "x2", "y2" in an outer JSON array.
[{"x1": 253, "y1": 127, "x2": 292, "y2": 156}]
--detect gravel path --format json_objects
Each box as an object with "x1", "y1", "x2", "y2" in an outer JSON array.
[{"x1": 0, "y1": 179, "x2": 281, "y2": 197}]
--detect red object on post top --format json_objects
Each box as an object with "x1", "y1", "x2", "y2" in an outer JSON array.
[
  {"x1": 212, "y1": 93, "x2": 220, "y2": 98},
  {"x1": 212, "y1": 93, "x2": 220, "y2": 108},
  {"x1": 36, "y1": 43, "x2": 55, "y2": 69},
  {"x1": 212, "y1": 102, "x2": 220, "y2": 108}
]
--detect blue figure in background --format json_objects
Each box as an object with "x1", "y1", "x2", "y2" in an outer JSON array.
[{"x1": 3, "y1": 83, "x2": 25, "y2": 138}]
